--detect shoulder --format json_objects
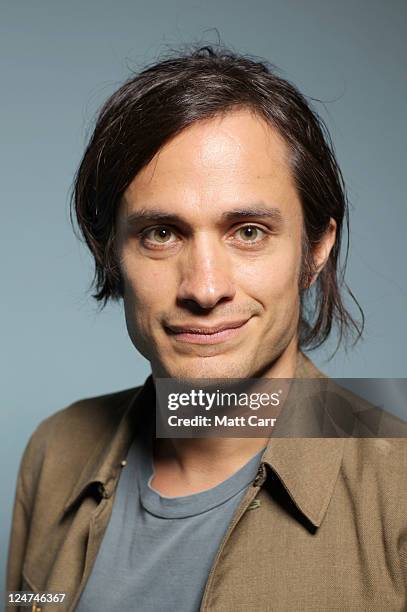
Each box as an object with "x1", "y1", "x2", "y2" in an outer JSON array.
[
  {"x1": 343, "y1": 437, "x2": 407, "y2": 480},
  {"x1": 299, "y1": 353, "x2": 407, "y2": 438},
  {"x1": 341, "y1": 437, "x2": 407, "y2": 543},
  {"x1": 17, "y1": 385, "x2": 142, "y2": 498},
  {"x1": 27, "y1": 385, "x2": 141, "y2": 451},
  {"x1": 335, "y1": 388, "x2": 407, "y2": 515},
  {"x1": 323, "y1": 379, "x2": 407, "y2": 438},
  {"x1": 35, "y1": 385, "x2": 140, "y2": 440}
]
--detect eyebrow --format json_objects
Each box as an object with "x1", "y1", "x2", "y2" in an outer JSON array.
[{"x1": 123, "y1": 205, "x2": 284, "y2": 228}]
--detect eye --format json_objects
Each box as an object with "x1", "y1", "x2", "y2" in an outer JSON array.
[
  {"x1": 234, "y1": 225, "x2": 266, "y2": 242},
  {"x1": 141, "y1": 226, "x2": 177, "y2": 245}
]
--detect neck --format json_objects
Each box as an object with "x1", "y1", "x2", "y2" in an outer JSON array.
[{"x1": 150, "y1": 342, "x2": 300, "y2": 496}]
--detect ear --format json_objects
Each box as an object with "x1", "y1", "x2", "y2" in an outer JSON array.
[{"x1": 308, "y1": 218, "x2": 337, "y2": 287}]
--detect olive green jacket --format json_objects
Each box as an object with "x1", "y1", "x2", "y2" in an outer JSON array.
[{"x1": 6, "y1": 353, "x2": 407, "y2": 611}]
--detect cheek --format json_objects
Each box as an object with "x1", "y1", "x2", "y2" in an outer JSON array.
[
  {"x1": 236, "y1": 240, "x2": 302, "y2": 306},
  {"x1": 120, "y1": 254, "x2": 175, "y2": 322}
]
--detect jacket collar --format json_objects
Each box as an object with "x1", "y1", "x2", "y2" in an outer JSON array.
[
  {"x1": 262, "y1": 437, "x2": 344, "y2": 527},
  {"x1": 63, "y1": 378, "x2": 156, "y2": 514},
  {"x1": 63, "y1": 352, "x2": 344, "y2": 530},
  {"x1": 261, "y1": 352, "x2": 345, "y2": 527}
]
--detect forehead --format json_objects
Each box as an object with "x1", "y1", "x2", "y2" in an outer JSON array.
[{"x1": 121, "y1": 108, "x2": 301, "y2": 222}]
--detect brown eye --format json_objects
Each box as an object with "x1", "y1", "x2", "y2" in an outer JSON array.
[{"x1": 143, "y1": 226, "x2": 177, "y2": 244}]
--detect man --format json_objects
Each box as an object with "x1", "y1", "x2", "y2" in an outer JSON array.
[{"x1": 6, "y1": 46, "x2": 407, "y2": 611}]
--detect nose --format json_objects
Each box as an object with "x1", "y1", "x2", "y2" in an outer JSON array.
[{"x1": 177, "y1": 233, "x2": 236, "y2": 310}]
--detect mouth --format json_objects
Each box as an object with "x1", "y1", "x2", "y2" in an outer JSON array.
[{"x1": 164, "y1": 318, "x2": 251, "y2": 345}]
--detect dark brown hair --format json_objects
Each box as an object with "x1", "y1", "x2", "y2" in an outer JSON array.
[{"x1": 71, "y1": 44, "x2": 364, "y2": 353}]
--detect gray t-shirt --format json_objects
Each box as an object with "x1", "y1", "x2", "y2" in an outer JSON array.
[{"x1": 76, "y1": 431, "x2": 264, "y2": 612}]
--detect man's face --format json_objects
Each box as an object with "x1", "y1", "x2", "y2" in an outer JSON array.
[{"x1": 116, "y1": 109, "x2": 305, "y2": 379}]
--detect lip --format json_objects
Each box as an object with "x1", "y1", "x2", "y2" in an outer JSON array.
[{"x1": 164, "y1": 318, "x2": 251, "y2": 345}]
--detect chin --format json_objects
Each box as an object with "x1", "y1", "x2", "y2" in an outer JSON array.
[{"x1": 159, "y1": 356, "x2": 256, "y2": 381}]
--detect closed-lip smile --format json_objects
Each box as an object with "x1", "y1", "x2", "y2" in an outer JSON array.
[{"x1": 164, "y1": 318, "x2": 251, "y2": 345}]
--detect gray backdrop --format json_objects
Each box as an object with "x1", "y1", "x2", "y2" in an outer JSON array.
[{"x1": 1, "y1": 0, "x2": 406, "y2": 597}]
